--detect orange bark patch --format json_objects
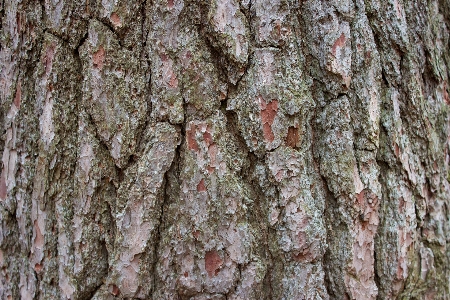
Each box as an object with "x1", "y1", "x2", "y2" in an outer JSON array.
[
  {"x1": 14, "y1": 82, "x2": 21, "y2": 109},
  {"x1": 186, "y1": 124, "x2": 199, "y2": 152},
  {"x1": 260, "y1": 100, "x2": 278, "y2": 143},
  {"x1": 205, "y1": 250, "x2": 223, "y2": 277},
  {"x1": 285, "y1": 126, "x2": 299, "y2": 148},
  {"x1": 110, "y1": 12, "x2": 122, "y2": 27},
  {"x1": 93, "y1": 46, "x2": 105, "y2": 70},
  {"x1": 197, "y1": 179, "x2": 206, "y2": 192}
]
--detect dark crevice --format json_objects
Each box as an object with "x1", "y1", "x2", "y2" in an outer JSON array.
[
  {"x1": 86, "y1": 281, "x2": 103, "y2": 300},
  {"x1": 74, "y1": 31, "x2": 88, "y2": 57}
]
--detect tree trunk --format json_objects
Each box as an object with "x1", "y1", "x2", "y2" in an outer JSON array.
[{"x1": 1, "y1": 0, "x2": 449, "y2": 299}]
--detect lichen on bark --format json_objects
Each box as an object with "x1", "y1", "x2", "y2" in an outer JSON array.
[{"x1": 0, "y1": 0, "x2": 449, "y2": 299}]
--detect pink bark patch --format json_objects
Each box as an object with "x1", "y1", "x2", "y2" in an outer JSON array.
[
  {"x1": 356, "y1": 189, "x2": 365, "y2": 206},
  {"x1": 93, "y1": 46, "x2": 105, "y2": 70},
  {"x1": 110, "y1": 12, "x2": 122, "y2": 27},
  {"x1": 186, "y1": 124, "x2": 199, "y2": 152},
  {"x1": 205, "y1": 250, "x2": 223, "y2": 277},
  {"x1": 168, "y1": 0, "x2": 174, "y2": 8},
  {"x1": 332, "y1": 33, "x2": 346, "y2": 56},
  {"x1": 34, "y1": 220, "x2": 44, "y2": 249},
  {"x1": 203, "y1": 131, "x2": 213, "y2": 147},
  {"x1": 44, "y1": 43, "x2": 56, "y2": 75},
  {"x1": 0, "y1": 172, "x2": 7, "y2": 200},
  {"x1": 161, "y1": 54, "x2": 178, "y2": 88},
  {"x1": 208, "y1": 144, "x2": 218, "y2": 164},
  {"x1": 14, "y1": 82, "x2": 21, "y2": 109},
  {"x1": 260, "y1": 100, "x2": 278, "y2": 143},
  {"x1": 197, "y1": 178, "x2": 206, "y2": 192}
]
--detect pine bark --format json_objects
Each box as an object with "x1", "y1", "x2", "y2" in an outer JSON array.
[{"x1": 1, "y1": 0, "x2": 449, "y2": 299}]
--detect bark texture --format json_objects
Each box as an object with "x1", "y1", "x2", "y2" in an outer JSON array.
[{"x1": 1, "y1": 0, "x2": 450, "y2": 299}]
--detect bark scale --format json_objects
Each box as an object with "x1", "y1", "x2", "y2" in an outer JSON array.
[{"x1": 0, "y1": 0, "x2": 449, "y2": 299}]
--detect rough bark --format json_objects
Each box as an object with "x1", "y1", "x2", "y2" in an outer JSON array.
[{"x1": 0, "y1": 0, "x2": 449, "y2": 299}]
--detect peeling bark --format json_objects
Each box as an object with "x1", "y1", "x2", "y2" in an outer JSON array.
[{"x1": 1, "y1": 0, "x2": 449, "y2": 299}]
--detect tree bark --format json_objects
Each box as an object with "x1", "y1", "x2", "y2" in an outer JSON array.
[{"x1": 1, "y1": 0, "x2": 449, "y2": 299}]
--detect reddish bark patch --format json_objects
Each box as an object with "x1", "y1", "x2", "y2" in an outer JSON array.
[
  {"x1": 203, "y1": 131, "x2": 213, "y2": 146},
  {"x1": 285, "y1": 126, "x2": 299, "y2": 148},
  {"x1": 168, "y1": 0, "x2": 174, "y2": 8},
  {"x1": 332, "y1": 33, "x2": 346, "y2": 56},
  {"x1": 34, "y1": 263, "x2": 43, "y2": 272},
  {"x1": 110, "y1": 12, "x2": 122, "y2": 27},
  {"x1": 197, "y1": 179, "x2": 206, "y2": 192},
  {"x1": 394, "y1": 143, "x2": 400, "y2": 157},
  {"x1": 0, "y1": 172, "x2": 7, "y2": 200},
  {"x1": 205, "y1": 250, "x2": 223, "y2": 277},
  {"x1": 207, "y1": 166, "x2": 215, "y2": 174},
  {"x1": 186, "y1": 124, "x2": 199, "y2": 152},
  {"x1": 110, "y1": 284, "x2": 120, "y2": 296},
  {"x1": 260, "y1": 100, "x2": 278, "y2": 143},
  {"x1": 263, "y1": 124, "x2": 274, "y2": 143},
  {"x1": 193, "y1": 230, "x2": 200, "y2": 240},
  {"x1": 356, "y1": 189, "x2": 365, "y2": 206},
  {"x1": 93, "y1": 46, "x2": 105, "y2": 70},
  {"x1": 14, "y1": 82, "x2": 21, "y2": 109}
]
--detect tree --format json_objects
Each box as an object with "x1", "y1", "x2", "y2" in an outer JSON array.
[{"x1": 0, "y1": 0, "x2": 449, "y2": 299}]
